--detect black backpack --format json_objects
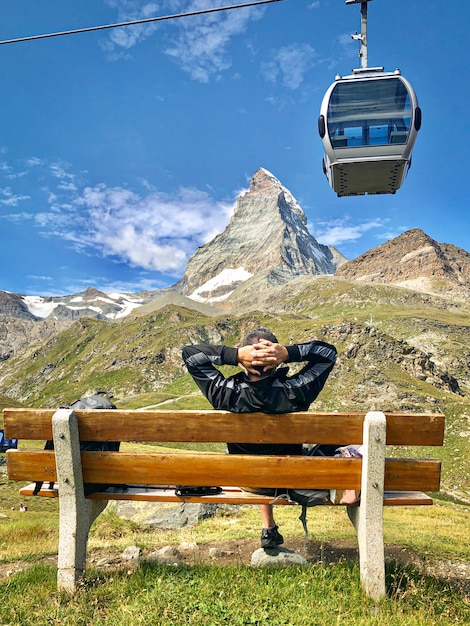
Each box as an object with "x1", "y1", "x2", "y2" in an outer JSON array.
[
  {"x1": 270, "y1": 488, "x2": 329, "y2": 542},
  {"x1": 33, "y1": 392, "x2": 120, "y2": 496}
]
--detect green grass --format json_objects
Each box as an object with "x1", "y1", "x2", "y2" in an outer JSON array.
[
  {"x1": 1, "y1": 478, "x2": 469, "y2": 625},
  {"x1": 0, "y1": 556, "x2": 467, "y2": 625}
]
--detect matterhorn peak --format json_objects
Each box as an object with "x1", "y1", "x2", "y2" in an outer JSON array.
[
  {"x1": 249, "y1": 167, "x2": 283, "y2": 190},
  {"x1": 231, "y1": 168, "x2": 306, "y2": 228},
  {"x1": 176, "y1": 169, "x2": 345, "y2": 302}
]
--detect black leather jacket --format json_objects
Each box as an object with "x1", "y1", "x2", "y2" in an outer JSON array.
[{"x1": 182, "y1": 340, "x2": 337, "y2": 455}]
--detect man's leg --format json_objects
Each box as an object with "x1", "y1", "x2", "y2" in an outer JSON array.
[
  {"x1": 259, "y1": 504, "x2": 284, "y2": 549},
  {"x1": 260, "y1": 503, "x2": 275, "y2": 528},
  {"x1": 240, "y1": 488, "x2": 285, "y2": 549}
]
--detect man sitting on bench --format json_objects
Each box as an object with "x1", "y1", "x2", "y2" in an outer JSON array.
[{"x1": 182, "y1": 328, "x2": 337, "y2": 549}]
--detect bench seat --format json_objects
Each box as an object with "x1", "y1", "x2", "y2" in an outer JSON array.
[{"x1": 18, "y1": 482, "x2": 434, "y2": 506}]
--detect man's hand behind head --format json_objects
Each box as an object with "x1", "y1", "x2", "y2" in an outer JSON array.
[{"x1": 238, "y1": 340, "x2": 288, "y2": 376}]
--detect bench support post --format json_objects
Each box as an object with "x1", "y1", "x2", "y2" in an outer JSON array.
[
  {"x1": 52, "y1": 409, "x2": 108, "y2": 593},
  {"x1": 347, "y1": 411, "x2": 386, "y2": 601}
]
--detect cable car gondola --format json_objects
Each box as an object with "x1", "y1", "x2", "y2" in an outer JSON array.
[{"x1": 318, "y1": 1, "x2": 422, "y2": 197}]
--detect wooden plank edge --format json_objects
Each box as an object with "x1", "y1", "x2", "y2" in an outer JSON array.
[{"x1": 18, "y1": 484, "x2": 434, "y2": 506}]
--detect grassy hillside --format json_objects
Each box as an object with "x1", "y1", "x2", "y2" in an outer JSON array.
[{"x1": 0, "y1": 277, "x2": 468, "y2": 499}]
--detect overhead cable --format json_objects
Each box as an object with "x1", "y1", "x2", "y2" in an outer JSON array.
[{"x1": 0, "y1": 0, "x2": 284, "y2": 46}]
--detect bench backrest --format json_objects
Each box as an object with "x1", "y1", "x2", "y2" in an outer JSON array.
[
  {"x1": 3, "y1": 409, "x2": 445, "y2": 445},
  {"x1": 3, "y1": 409, "x2": 444, "y2": 492}
]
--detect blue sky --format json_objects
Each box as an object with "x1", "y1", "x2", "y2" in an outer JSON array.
[{"x1": 1, "y1": 0, "x2": 468, "y2": 296}]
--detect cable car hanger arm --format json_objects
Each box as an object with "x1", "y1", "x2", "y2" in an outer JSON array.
[{"x1": 346, "y1": 0, "x2": 375, "y2": 70}]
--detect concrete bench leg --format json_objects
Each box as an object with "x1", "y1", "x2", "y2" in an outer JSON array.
[
  {"x1": 52, "y1": 409, "x2": 108, "y2": 593},
  {"x1": 347, "y1": 411, "x2": 386, "y2": 601}
]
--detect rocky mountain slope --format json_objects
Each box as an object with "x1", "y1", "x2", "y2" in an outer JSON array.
[
  {"x1": 175, "y1": 168, "x2": 347, "y2": 302},
  {"x1": 0, "y1": 294, "x2": 467, "y2": 406},
  {"x1": 0, "y1": 287, "x2": 155, "y2": 324},
  {"x1": 0, "y1": 291, "x2": 40, "y2": 321},
  {"x1": 336, "y1": 228, "x2": 470, "y2": 301},
  {"x1": 0, "y1": 287, "x2": 159, "y2": 361},
  {"x1": 0, "y1": 316, "x2": 70, "y2": 362}
]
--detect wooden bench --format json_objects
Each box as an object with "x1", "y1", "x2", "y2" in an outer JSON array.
[{"x1": 3, "y1": 408, "x2": 444, "y2": 600}]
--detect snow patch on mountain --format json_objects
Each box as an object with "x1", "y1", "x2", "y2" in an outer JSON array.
[
  {"x1": 22, "y1": 292, "x2": 144, "y2": 320},
  {"x1": 189, "y1": 267, "x2": 253, "y2": 302},
  {"x1": 23, "y1": 296, "x2": 59, "y2": 318}
]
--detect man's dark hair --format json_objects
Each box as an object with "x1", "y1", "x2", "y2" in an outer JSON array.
[{"x1": 243, "y1": 327, "x2": 278, "y2": 346}]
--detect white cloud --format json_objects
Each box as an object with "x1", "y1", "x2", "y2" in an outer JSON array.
[
  {"x1": 378, "y1": 227, "x2": 410, "y2": 241},
  {"x1": 0, "y1": 211, "x2": 33, "y2": 221},
  {"x1": 162, "y1": 1, "x2": 265, "y2": 82},
  {"x1": 101, "y1": 1, "x2": 160, "y2": 59},
  {"x1": 41, "y1": 182, "x2": 235, "y2": 275},
  {"x1": 338, "y1": 33, "x2": 352, "y2": 47},
  {"x1": 27, "y1": 275, "x2": 53, "y2": 282},
  {"x1": 6, "y1": 170, "x2": 28, "y2": 180},
  {"x1": 62, "y1": 276, "x2": 169, "y2": 296},
  {"x1": 49, "y1": 163, "x2": 76, "y2": 182},
  {"x1": 262, "y1": 43, "x2": 318, "y2": 89},
  {"x1": 0, "y1": 187, "x2": 30, "y2": 206},
  {"x1": 1, "y1": 155, "x2": 235, "y2": 276},
  {"x1": 45, "y1": 189, "x2": 58, "y2": 204},
  {"x1": 26, "y1": 157, "x2": 43, "y2": 167},
  {"x1": 101, "y1": 0, "x2": 264, "y2": 77},
  {"x1": 312, "y1": 217, "x2": 388, "y2": 246},
  {"x1": 57, "y1": 181, "x2": 78, "y2": 192}
]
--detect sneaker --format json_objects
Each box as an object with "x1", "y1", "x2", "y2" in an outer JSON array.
[{"x1": 260, "y1": 525, "x2": 284, "y2": 549}]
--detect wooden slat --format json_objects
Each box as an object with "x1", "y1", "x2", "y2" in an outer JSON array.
[
  {"x1": 7, "y1": 450, "x2": 441, "y2": 492},
  {"x1": 20, "y1": 483, "x2": 59, "y2": 498},
  {"x1": 82, "y1": 453, "x2": 362, "y2": 488},
  {"x1": 3, "y1": 409, "x2": 445, "y2": 446},
  {"x1": 3, "y1": 408, "x2": 59, "y2": 440},
  {"x1": 18, "y1": 483, "x2": 434, "y2": 506},
  {"x1": 7, "y1": 450, "x2": 360, "y2": 489},
  {"x1": 7, "y1": 450, "x2": 57, "y2": 482},
  {"x1": 384, "y1": 413, "x2": 445, "y2": 446},
  {"x1": 384, "y1": 458, "x2": 441, "y2": 491},
  {"x1": 90, "y1": 489, "x2": 432, "y2": 506}
]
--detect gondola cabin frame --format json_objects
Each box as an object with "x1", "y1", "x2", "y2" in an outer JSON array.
[{"x1": 318, "y1": 68, "x2": 421, "y2": 197}]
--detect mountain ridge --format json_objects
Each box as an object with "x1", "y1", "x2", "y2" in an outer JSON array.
[
  {"x1": 175, "y1": 168, "x2": 347, "y2": 301},
  {"x1": 336, "y1": 228, "x2": 470, "y2": 300},
  {"x1": 1, "y1": 170, "x2": 469, "y2": 325}
]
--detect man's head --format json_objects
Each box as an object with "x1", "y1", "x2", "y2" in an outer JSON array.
[
  {"x1": 243, "y1": 327, "x2": 278, "y2": 346},
  {"x1": 243, "y1": 328, "x2": 278, "y2": 376}
]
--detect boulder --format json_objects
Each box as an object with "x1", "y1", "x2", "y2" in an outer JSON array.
[{"x1": 251, "y1": 546, "x2": 308, "y2": 567}]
